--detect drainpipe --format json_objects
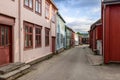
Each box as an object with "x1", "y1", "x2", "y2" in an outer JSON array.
[{"x1": 18, "y1": 0, "x2": 21, "y2": 62}]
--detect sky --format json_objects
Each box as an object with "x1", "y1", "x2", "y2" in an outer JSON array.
[{"x1": 54, "y1": 0, "x2": 101, "y2": 33}]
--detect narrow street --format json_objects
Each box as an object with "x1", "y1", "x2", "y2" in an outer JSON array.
[{"x1": 17, "y1": 46, "x2": 120, "y2": 80}]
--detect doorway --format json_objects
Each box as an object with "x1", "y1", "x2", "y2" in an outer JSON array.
[{"x1": 0, "y1": 25, "x2": 12, "y2": 65}]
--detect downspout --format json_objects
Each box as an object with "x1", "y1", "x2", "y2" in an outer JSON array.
[{"x1": 18, "y1": 0, "x2": 21, "y2": 62}]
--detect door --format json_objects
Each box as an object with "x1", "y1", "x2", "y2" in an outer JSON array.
[
  {"x1": 52, "y1": 37, "x2": 56, "y2": 53},
  {"x1": 0, "y1": 25, "x2": 12, "y2": 65},
  {"x1": 97, "y1": 40, "x2": 102, "y2": 55}
]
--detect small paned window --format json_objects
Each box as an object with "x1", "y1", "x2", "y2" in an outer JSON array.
[
  {"x1": 52, "y1": 8, "x2": 56, "y2": 22},
  {"x1": 24, "y1": 22, "x2": 33, "y2": 49},
  {"x1": 45, "y1": 28, "x2": 50, "y2": 46},
  {"x1": 45, "y1": 1, "x2": 50, "y2": 19},
  {"x1": 35, "y1": 26, "x2": 42, "y2": 47},
  {"x1": 0, "y1": 26, "x2": 9, "y2": 47},
  {"x1": 24, "y1": 0, "x2": 33, "y2": 10},
  {"x1": 35, "y1": 0, "x2": 42, "y2": 14}
]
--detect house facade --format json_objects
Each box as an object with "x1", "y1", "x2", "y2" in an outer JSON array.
[
  {"x1": 89, "y1": 0, "x2": 120, "y2": 63},
  {"x1": 0, "y1": 0, "x2": 58, "y2": 66},
  {"x1": 81, "y1": 33, "x2": 89, "y2": 44},
  {"x1": 89, "y1": 19, "x2": 103, "y2": 55},
  {"x1": 75, "y1": 33, "x2": 79, "y2": 46},
  {"x1": 0, "y1": 0, "x2": 19, "y2": 65},
  {"x1": 56, "y1": 12, "x2": 66, "y2": 53},
  {"x1": 66, "y1": 26, "x2": 75, "y2": 49}
]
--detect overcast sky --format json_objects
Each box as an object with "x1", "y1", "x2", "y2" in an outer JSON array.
[{"x1": 54, "y1": 0, "x2": 101, "y2": 33}]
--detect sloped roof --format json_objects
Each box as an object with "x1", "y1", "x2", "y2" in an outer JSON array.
[
  {"x1": 66, "y1": 26, "x2": 75, "y2": 33},
  {"x1": 90, "y1": 19, "x2": 102, "y2": 30},
  {"x1": 57, "y1": 12, "x2": 66, "y2": 23},
  {"x1": 103, "y1": 0, "x2": 120, "y2": 5}
]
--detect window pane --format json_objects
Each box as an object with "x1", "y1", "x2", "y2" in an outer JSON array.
[
  {"x1": 52, "y1": 8, "x2": 55, "y2": 22},
  {"x1": 36, "y1": 28, "x2": 37, "y2": 34},
  {"x1": 36, "y1": 1, "x2": 38, "y2": 11},
  {"x1": 35, "y1": 28, "x2": 41, "y2": 47},
  {"x1": 1, "y1": 27, "x2": 5, "y2": 46},
  {"x1": 39, "y1": 3, "x2": 41, "y2": 13},
  {"x1": 29, "y1": 0, "x2": 33, "y2": 8},
  {"x1": 29, "y1": 35, "x2": 32, "y2": 46},
  {"x1": 5, "y1": 27, "x2": 9, "y2": 45},
  {"x1": 30, "y1": 27, "x2": 32, "y2": 33},
  {"x1": 36, "y1": 0, "x2": 41, "y2": 13},
  {"x1": 25, "y1": 26, "x2": 28, "y2": 33},
  {"x1": 45, "y1": 2, "x2": 49, "y2": 18},
  {"x1": 35, "y1": 35, "x2": 37, "y2": 45},
  {"x1": 25, "y1": 0, "x2": 29, "y2": 6},
  {"x1": 25, "y1": 34, "x2": 28, "y2": 47},
  {"x1": 24, "y1": 23, "x2": 33, "y2": 48},
  {"x1": 45, "y1": 29, "x2": 49, "y2": 46},
  {"x1": 39, "y1": 29, "x2": 41, "y2": 34}
]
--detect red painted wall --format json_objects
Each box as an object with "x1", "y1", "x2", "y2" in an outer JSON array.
[
  {"x1": 89, "y1": 24, "x2": 103, "y2": 52},
  {"x1": 103, "y1": 4, "x2": 120, "y2": 63},
  {"x1": 89, "y1": 30, "x2": 93, "y2": 48},
  {"x1": 93, "y1": 28, "x2": 96, "y2": 50},
  {"x1": 96, "y1": 25, "x2": 103, "y2": 40}
]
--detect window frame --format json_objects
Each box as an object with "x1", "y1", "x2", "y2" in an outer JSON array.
[
  {"x1": 24, "y1": 0, "x2": 33, "y2": 11},
  {"x1": 52, "y1": 8, "x2": 56, "y2": 23},
  {"x1": 24, "y1": 22, "x2": 33, "y2": 50},
  {"x1": 45, "y1": 1, "x2": 50, "y2": 19},
  {"x1": 0, "y1": 25, "x2": 10, "y2": 48},
  {"x1": 35, "y1": 25, "x2": 42, "y2": 48},
  {"x1": 45, "y1": 28, "x2": 50, "y2": 46},
  {"x1": 35, "y1": 0, "x2": 42, "y2": 15}
]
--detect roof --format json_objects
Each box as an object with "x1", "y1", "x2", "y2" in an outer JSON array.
[
  {"x1": 103, "y1": 0, "x2": 120, "y2": 5},
  {"x1": 57, "y1": 12, "x2": 66, "y2": 23},
  {"x1": 66, "y1": 26, "x2": 75, "y2": 32},
  {"x1": 47, "y1": 0, "x2": 58, "y2": 10},
  {"x1": 90, "y1": 19, "x2": 102, "y2": 30}
]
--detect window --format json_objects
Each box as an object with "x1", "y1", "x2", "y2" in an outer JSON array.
[
  {"x1": 35, "y1": 26, "x2": 42, "y2": 47},
  {"x1": 35, "y1": 0, "x2": 42, "y2": 14},
  {"x1": 24, "y1": 0, "x2": 33, "y2": 10},
  {"x1": 61, "y1": 34, "x2": 63, "y2": 44},
  {"x1": 45, "y1": 1, "x2": 50, "y2": 19},
  {"x1": 52, "y1": 8, "x2": 56, "y2": 22},
  {"x1": 0, "y1": 26, "x2": 9, "y2": 47},
  {"x1": 24, "y1": 22, "x2": 33, "y2": 49},
  {"x1": 57, "y1": 33, "x2": 60, "y2": 47},
  {"x1": 45, "y1": 28, "x2": 50, "y2": 46}
]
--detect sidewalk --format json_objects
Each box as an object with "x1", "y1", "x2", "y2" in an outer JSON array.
[{"x1": 84, "y1": 47, "x2": 103, "y2": 66}]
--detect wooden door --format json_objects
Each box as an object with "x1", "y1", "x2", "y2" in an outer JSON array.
[
  {"x1": 52, "y1": 37, "x2": 56, "y2": 53},
  {"x1": 0, "y1": 25, "x2": 12, "y2": 65}
]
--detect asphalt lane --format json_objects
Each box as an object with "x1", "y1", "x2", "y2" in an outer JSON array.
[{"x1": 17, "y1": 46, "x2": 120, "y2": 80}]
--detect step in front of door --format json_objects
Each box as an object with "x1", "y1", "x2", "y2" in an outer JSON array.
[
  {"x1": 0, "y1": 63, "x2": 31, "y2": 80},
  {"x1": 0, "y1": 62, "x2": 26, "y2": 75}
]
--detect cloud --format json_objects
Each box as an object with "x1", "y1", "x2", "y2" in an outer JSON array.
[
  {"x1": 54, "y1": 0, "x2": 101, "y2": 8},
  {"x1": 54, "y1": 0, "x2": 101, "y2": 33},
  {"x1": 65, "y1": 17, "x2": 96, "y2": 33}
]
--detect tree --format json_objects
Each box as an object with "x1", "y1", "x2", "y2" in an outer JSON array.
[{"x1": 76, "y1": 32, "x2": 81, "y2": 35}]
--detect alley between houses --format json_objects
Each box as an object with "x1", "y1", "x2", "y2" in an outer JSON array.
[{"x1": 17, "y1": 45, "x2": 120, "y2": 80}]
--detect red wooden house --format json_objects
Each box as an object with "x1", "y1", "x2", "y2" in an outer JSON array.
[
  {"x1": 89, "y1": 19, "x2": 103, "y2": 55},
  {"x1": 102, "y1": 0, "x2": 120, "y2": 63}
]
